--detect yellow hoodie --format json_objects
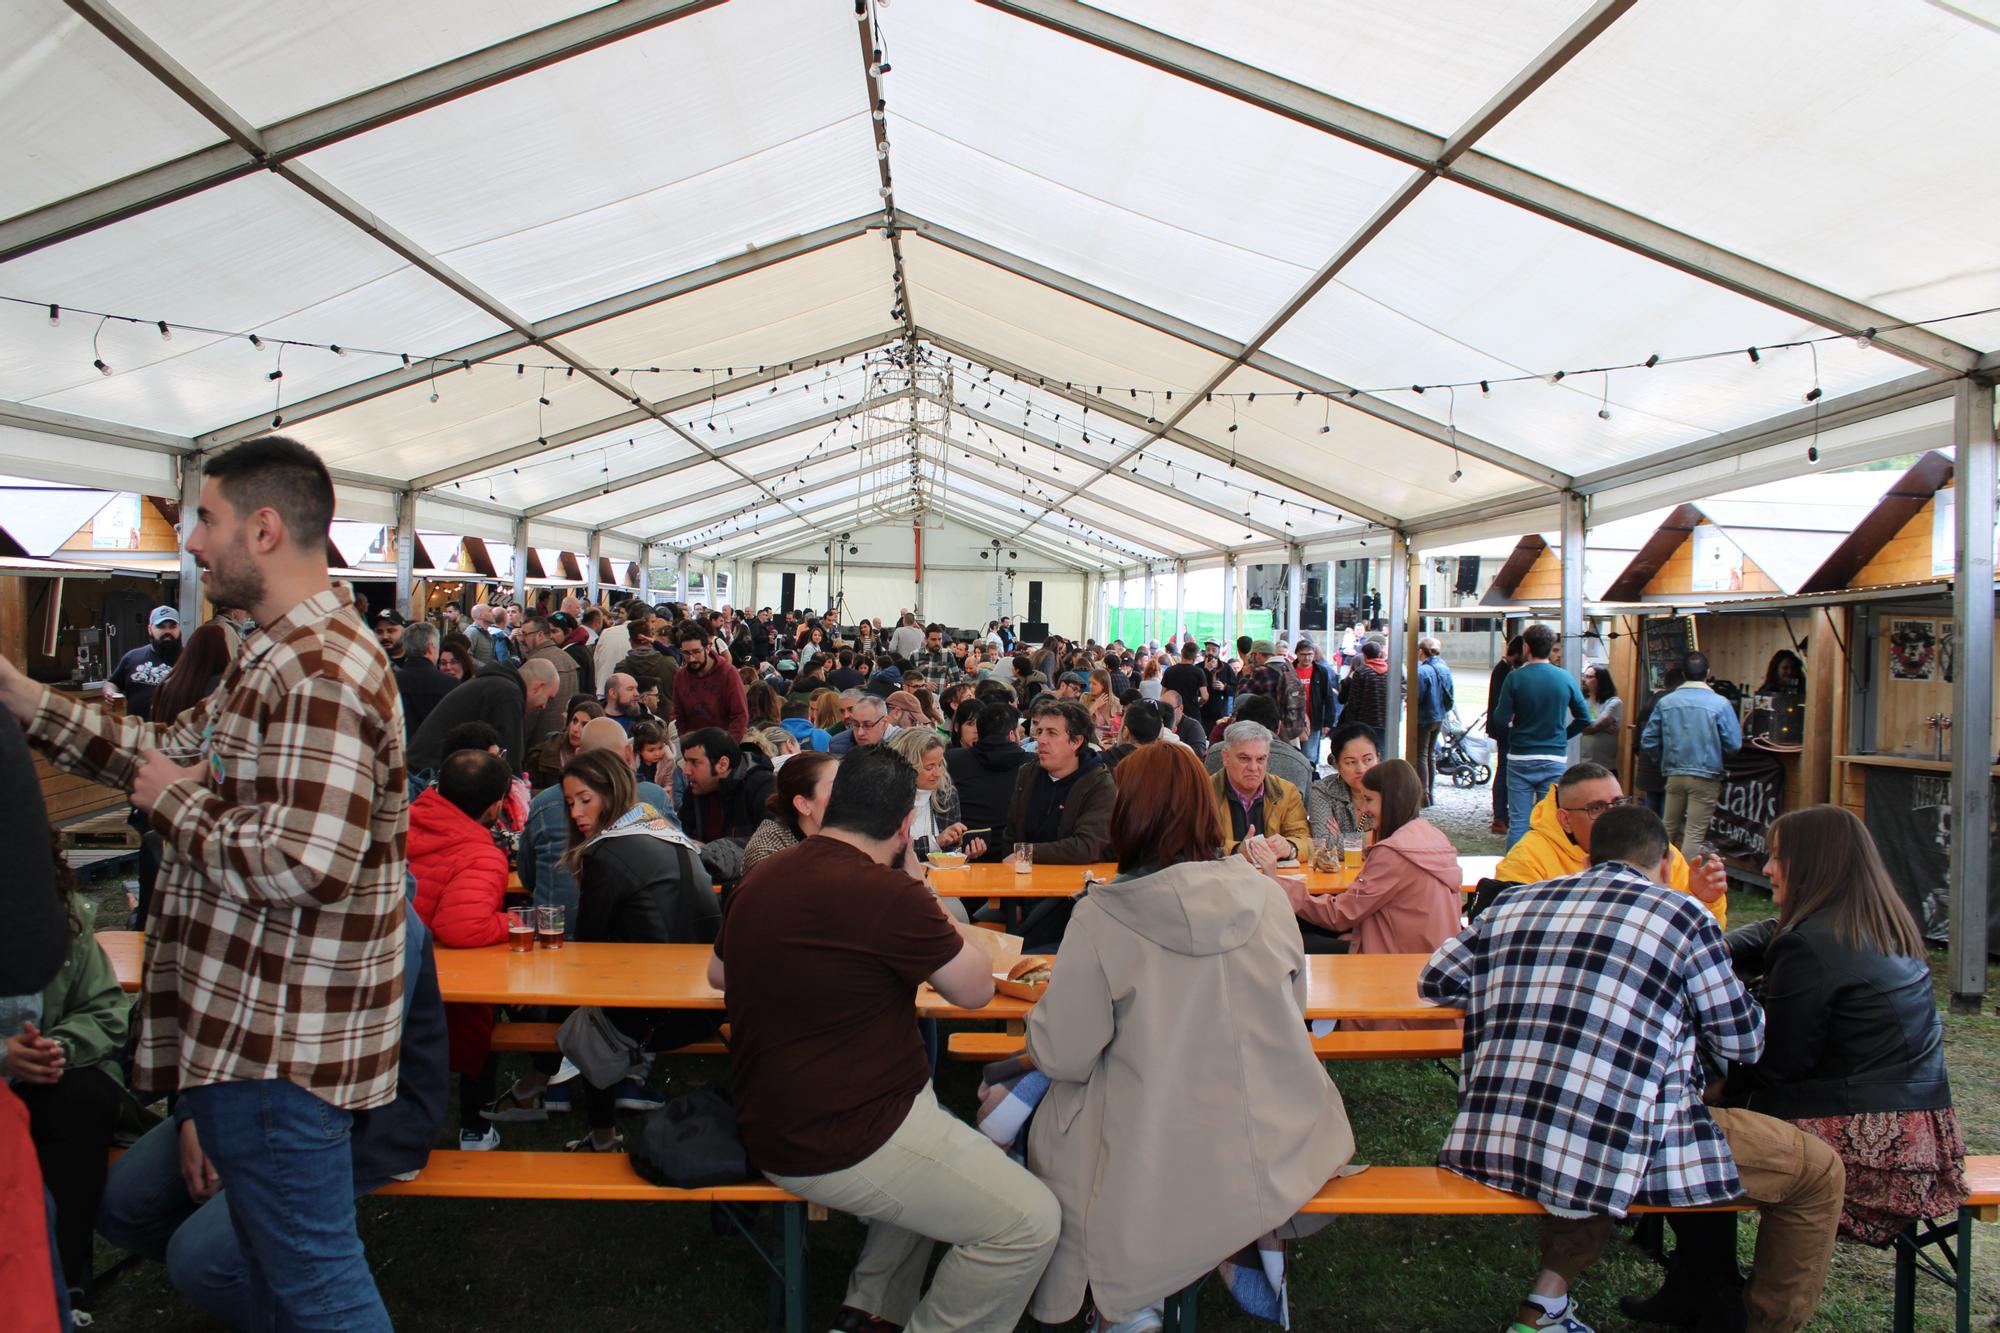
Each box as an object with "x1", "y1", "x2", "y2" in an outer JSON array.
[{"x1": 1494, "y1": 785, "x2": 1725, "y2": 927}]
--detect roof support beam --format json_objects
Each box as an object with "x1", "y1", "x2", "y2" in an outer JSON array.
[
  {"x1": 727, "y1": 506, "x2": 1099, "y2": 574},
  {"x1": 978, "y1": 0, "x2": 1977, "y2": 376},
  {"x1": 582, "y1": 424, "x2": 914, "y2": 532},
  {"x1": 714, "y1": 487, "x2": 1106, "y2": 571},
  {"x1": 901, "y1": 215, "x2": 1564, "y2": 489},
  {"x1": 9, "y1": 0, "x2": 726, "y2": 264}
]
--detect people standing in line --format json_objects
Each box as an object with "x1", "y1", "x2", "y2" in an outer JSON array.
[
  {"x1": 1414, "y1": 637, "x2": 1454, "y2": 805},
  {"x1": 1485, "y1": 635, "x2": 1525, "y2": 835},
  {"x1": 394, "y1": 621, "x2": 458, "y2": 741},
  {"x1": 464, "y1": 603, "x2": 503, "y2": 666},
  {"x1": 1021, "y1": 743, "x2": 1354, "y2": 1331},
  {"x1": 1641, "y1": 650, "x2": 1744, "y2": 859},
  {"x1": 1295, "y1": 639, "x2": 1337, "y2": 771},
  {"x1": 0, "y1": 437, "x2": 408, "y2": 1330},
  {"x1": 1202, "y1": 640, "x2": 1236, "y2": 731},
  {"x1": 106, "y1": 605, "x2": 182, "y2": 721},
  {"x1": 407, "y1": 655, "x2": 559, "y2": 776},
  {"x1": 1336, "y1": 640, "x2": 1390, "y2": 750},
  {"x1": 1577, "y1": 664, "x2": 1622, "y2": 773},
  {"x1": 616, "y1": 615, "x2": 680, "y2": 720},
  {"x1": 1487, "y1": 623, "x2": 1592, "y2": 850},
  {"x1": 1422, "y1": 806, "x2": 1842, "y2": 1333},
  {"x1": 712, "y1": 746, "x2": 1058, "y2": 1333}
]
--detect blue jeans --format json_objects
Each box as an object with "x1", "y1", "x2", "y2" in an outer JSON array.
[
  {"x1": 177, "y1": 1080, "x2": 391, "y2": 1332},
  {"x1": 1504, "y1": 755, "x2": 1568, "y2": 850},
  {"x1": 1302, "y1": 728, "x2": 1325, "y2": 768},
  {"x1": 98, "y1": 1117, "x2": 253, "y2": 1329}
]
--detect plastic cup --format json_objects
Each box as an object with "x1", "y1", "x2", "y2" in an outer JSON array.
[{"x1": 536, "y1": 904, "x2": 565, "y2": 949}]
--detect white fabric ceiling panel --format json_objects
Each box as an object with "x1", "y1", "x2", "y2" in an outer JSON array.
[
  {"x1": 599, "y1": 533, "x2": 640, "y2": 562},
  {"x1": 942, "y1": 469, "x2": 1162, "y2": 560},
  {"x1": 114, "y1": 0, "x2": 601, "y2": 126},
  {"x1": 1125, "y1": 439, "x2": 1342, "y2": 537},
  {"x1": 2, "y1": 0, "x2": 227, "y2": 216},
  {"x1": 301, "y1": 0, "x2": 879, "y2": 319},
  {"x1": 455, "y1": 424, "x2": 695, "y2": 511},
  {"x1": 525, "y1": 521, "x2": 589, "y2": 552},
  {"x1": 660, "y1": 362, "x2": 878, "y2": 442},
  {"x1": 0, "y1": 174, "x2": 502, "y2": 434},
  {"x1": 885, "y1": 0, "x2": 1413, "y2": 339},
  {"x1": 905, "y1": 237, "x2": 1230, "y2": 399},
  {"x1": 0, "y1": 486, "x2": 117, "y2": 557},
  {"x1": 1481, "y1": 0, "x2": 2000, "y2": 352},
  {"x1": 557, "y1": 239, "x2": 896, "y2": 404},
  {"x1": 1264, "y1": 181, "x2": 1916, "y2": 472},
  {"x1": 1089, "y1": 0, "x2": 1595, "y2": 136},
  {"x1": 0, "y1": 426, "x2": 178, "y2": 496}
]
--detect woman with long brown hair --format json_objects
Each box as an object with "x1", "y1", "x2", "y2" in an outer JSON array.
[
  {"x1": 741, "y1": 750, "x2": 837, "y2": 874},
  {"x1": 148, "y1": 621, "x2": 234, "y2": 726},
  {"x1": 1020, "y1": 743, "x2": 1353, "y2": 1329}
]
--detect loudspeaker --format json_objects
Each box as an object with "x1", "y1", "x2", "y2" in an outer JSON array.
[
  {"x1": 1455, "y1": 556, "x2": 1481, "y2": 596},
  {"x1": 1020, "y1": 621, "x2": 1050, "y2": 643},
  {"x1": 1027, "y1": 580, "x2": 1043, "y2": 624},
  {"x1": 779, "y1": 572, "x2": 796, "y2": 615}
]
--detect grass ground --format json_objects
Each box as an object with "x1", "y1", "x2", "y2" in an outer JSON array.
[{"x1": 77, "y1": 877, "x2": 2000, "y2": 1332}]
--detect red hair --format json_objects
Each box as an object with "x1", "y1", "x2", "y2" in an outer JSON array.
[{"x1": 1108, "y1": 744, "x2": 1223, "y2": 872}]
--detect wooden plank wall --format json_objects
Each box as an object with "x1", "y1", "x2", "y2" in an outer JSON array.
[
  {"x1": 58, "y1": 500, "x2": 179, "y2": 554},
  {"x1": 1853, "y1": 492, "x2": 1944, "y2": 587},
  {"x1": 1513, "y1": 547, "x2": 1564, "y2": 602},
  {"x1": 35, "y1": 690, "x2": 126, "y2": 821},
  {"x1": 1642, "y1": 523, "x2": 1781, "y2": 597}
]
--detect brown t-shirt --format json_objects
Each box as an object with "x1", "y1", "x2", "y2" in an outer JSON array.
[{"x1": 715, "y1": 836, "x2": 963, "y2": 1175}]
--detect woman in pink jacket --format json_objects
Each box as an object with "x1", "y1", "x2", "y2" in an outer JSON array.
[{"x1": 1270, "y1": 758, "x2": 1461, "y2": 1030}]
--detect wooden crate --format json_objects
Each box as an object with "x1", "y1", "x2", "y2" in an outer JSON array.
[{"x1": 56, "y1": 807, "x2": 139, "y2": 848}]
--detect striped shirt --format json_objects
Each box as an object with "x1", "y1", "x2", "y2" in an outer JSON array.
[{"x1": 32, "y1": 586, "x2": 407, "y2": 1110}]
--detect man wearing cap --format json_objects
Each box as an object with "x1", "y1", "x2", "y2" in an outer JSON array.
[
  {"x1": 373, "y1": 609, "x2": 408, "y2": 667},
  {"x1": 1241, "y1": 640, "x2": 1307, "y2": 746},
  {"x1": 108, "y1": 607, "x2": 183, "y2": 722}
]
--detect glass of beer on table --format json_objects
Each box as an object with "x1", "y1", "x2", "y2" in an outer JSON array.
[
  {"x1": 1341, "y1": 833, "x2": 1365, "y2": 870},
  {"x1": 507, "y1": 907, "x2": 536, "y2": 951},
  {"x1": 1014, "y1": 842, "x2": 1033, "y2": 875},
  {"x1": 537, "y1": 904, "x2": 565, "y2": 949}
]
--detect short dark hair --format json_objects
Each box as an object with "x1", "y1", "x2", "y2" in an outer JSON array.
[
  {"x1": 1122, "y1": 700, "x2": 1163, "y2": 744},
  {"x1": 1557, "y1": 761, "x2": 1616, "y2": 795},
  {"x1": 676, "y1": 623, "x2": 706, "y2": 648},
  {"x1": 1180, "y1": 641, "x2": 1197, "y2": 659},
  {"x1": 1031, "y1": 699, "x2": 1091, "y2": 742},
  {"x1": 438, "y1": 749, "x2": 512, "y2": 819},
  {"x1": 1683, "y1": 650, "x2": 1710, "y2": 681},
  {"x1": 822, "y1": 745, "x2": 918, "y2": 840},
  {"x1": 1523, "y1": 623, "x2": 1557, "y2": 659},
  {"x1": 1236, "y1": 636, "x2": 1253, "y2": 655},
  {"x1": 924, "y1": 622, "x2": 946, "y2": 635},
  {"x1": 1232, "y1": 693, "x2": 1280, "y2": 730},
  {"x1": 1327, "y1": 721, "x2": 1378, "y2": 765},
  {"x1": 1358, "y1": 639, "x2": 1382, "y2": 660},
  {"x1": 631, "y1": 719, "x2": 668, "y2": 750},
  {"x1": 440, "y1": 720, "x2": 502, "y2": 759},
  {"x1": 974, "y1": 680, "x2": 1017, "y2": 709},
  {"x1": 975, "y1": 701, "x2": 1018, "y2": 740},
  {"x1": 681, "y1": 727, "x2": 736, "y2": 772},
  {"x1": 1506, "y1": 634, "x2": 1526, "y2": 657},
  {"x1": 1589, "y1": 805, "x2": 1670, "y2": 870},
  {"x1": 1012, "y1": 653, "x2": 1034, "y2": 674},
  {"x1": 782, "y1": 696, "x2": 810, "y2": 719},
  {"x1": 202, "y1": 436, "x2": 334, "y2": 550}
]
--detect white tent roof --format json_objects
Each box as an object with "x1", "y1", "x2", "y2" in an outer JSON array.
[{"x1": 1, "y1": 0, "x2": 1993, "y2": 576}]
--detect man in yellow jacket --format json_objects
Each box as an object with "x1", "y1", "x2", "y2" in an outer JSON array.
[
  {"x1": 1211, "y1": 720, "x2": 1312, "y2": 857},
  {"x1": 1494, "y1": 761, "x2": 1728, "y2": 926}
]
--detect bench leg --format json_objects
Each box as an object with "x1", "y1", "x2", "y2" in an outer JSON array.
[
  {"x1": 781, "y1": 1201, "x2": 809, "y2": 1333},
  {"x1": 1162, "y1": 1277, "x2": 1203, "y2": 1332},
  {"x1": 1894, "y1": 1222, "x2": 1917, "y2": 1333},
  {"x1": 1956, "y1": 1207, "x2": 1974, "y2": 1333}
]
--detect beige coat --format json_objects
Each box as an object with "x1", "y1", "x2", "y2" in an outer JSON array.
[{"x1": 1023, "y1": 859, "x2": 1354, "y2": 1324}]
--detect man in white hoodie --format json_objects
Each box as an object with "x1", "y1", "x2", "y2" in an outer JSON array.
[{"x1": 593, "y1": 607, "x2": 635, "y2": 688}]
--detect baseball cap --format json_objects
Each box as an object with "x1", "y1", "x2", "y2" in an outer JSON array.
[
  {"x1": 148, "y1": 606, "x2": 179, "y2": 628},
  {"x1": 548, "y1": 612, "x2": 577, "y2": 631},
  {"x1": 372, "y1": 609, "x2": 407, "y2": 627},
  {"x1": 1058, "y1": 671, "x2": 1089, "y2": 687}
]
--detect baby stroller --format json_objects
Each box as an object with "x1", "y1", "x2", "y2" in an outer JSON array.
[{"x1": 1434, "y1": 710, "x2": 1494, "y2": 787}]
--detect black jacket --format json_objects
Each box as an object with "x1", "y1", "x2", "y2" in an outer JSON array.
[
  {"x1": 395, "y1": 657, "x2": 458, "y2": 742},
  {"x1": 577, "y1": 830, "x2": 721, "y2": 1046},
  {"x1": 1300, "y1": 660, "x2": 1337, "y2": 732},
  {"x1": 947, "y1": 738, "x2": 1036, "y2": 862},
  {"x1": 406, "y1": 664, "x2": 525, "y2": 773},
  {"x1": 563, "y1": 641, "x2": 596, "y2": 697},
  {"x1": 1005, "y1": 753, "x2": 1116, "y2": 864},
  {"x1": 677, "y1": 748, "x2": 775, "y2": 844},
  {"x1": 1723, "y1": 915, "x2": 1951, "y2": 1119},
  {"x1": 1338, "y1": 662, "x2": 1389, "y2": 731},
  {"x1": 0, "y1": 710, "x2": 66, "y2": 995}
]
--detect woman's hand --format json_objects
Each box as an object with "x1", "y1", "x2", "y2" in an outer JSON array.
[
  {"x1": 938, "y1": 822, "x2": 968, "y2": 849},
  {"x1": 1240, "y1": 830, "x2": 1281, "y2": 875},
  {"x1": 963, "y1": 836, "x2": 988, "y2": 859},
  {"x1": 3, "y1": 1022, "x2": 63, "y2": 1084}
]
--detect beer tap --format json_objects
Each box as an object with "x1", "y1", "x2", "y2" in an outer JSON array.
[{"x1": 1926, "y1": 713, "x2": 1952, "y2": 763}]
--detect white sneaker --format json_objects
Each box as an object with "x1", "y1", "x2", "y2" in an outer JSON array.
[
  {"x1": 458, "y1": 1126, "x2": 501, "y2": 1151},
  {"x1": 1089, "y1": 1304, "x2": 1164, "y2": 1333}
]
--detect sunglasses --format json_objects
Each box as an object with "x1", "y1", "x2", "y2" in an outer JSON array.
[{"x1": 1558, "y1": 796, "x2": 1638, "y2": 819}]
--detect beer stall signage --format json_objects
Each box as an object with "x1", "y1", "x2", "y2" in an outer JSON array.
[{"x1": 1704, "y1": 748, "x2": 1787, "y2": 861}]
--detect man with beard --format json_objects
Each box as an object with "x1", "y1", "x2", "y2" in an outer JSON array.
[
  {"x1": 0, "y1": 436, "x2": 406, "y2": 1329},
  {"x1": 108, "y1": 607, "x2": 182, "y2": 721}
]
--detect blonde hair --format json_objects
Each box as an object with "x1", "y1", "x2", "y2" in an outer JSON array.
[{"x1": 888, "y1": 726, "x2": 954, "y2": 807}]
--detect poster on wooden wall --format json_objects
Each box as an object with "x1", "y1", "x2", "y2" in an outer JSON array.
[
  {"x1": 1888, "y1": 618, "x2": 1937, "y2": 681},
  {"x1": 1690, "y1": 525, "x2": 1744, "y2": 592}
]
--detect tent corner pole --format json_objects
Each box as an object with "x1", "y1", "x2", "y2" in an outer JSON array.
[{"x1": 1947, "y1": 377, "x2": 1995, "y2": 1013}]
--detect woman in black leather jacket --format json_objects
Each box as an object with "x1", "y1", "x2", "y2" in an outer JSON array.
[{"x1": 1722, "y1": 804, "x2": 1962, "y2": 1244}]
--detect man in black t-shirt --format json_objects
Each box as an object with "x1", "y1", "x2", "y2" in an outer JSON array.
[
  {"x1": 1160, "y1": 642, "x2": 1210, "y2": 721},
  {"x1": 108, "y1": 606, "x2": 182, "y2": 721}
]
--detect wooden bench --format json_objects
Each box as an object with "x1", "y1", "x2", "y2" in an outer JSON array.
[
  {"x1": 487, "y1": 1021, "x2": 729, "y2": 1057},
  {"x1": 373, "y1": 1151, "x2": 814, "y2": 1333},
  {"x1": 946, "y1": 1027, "x2": 1462, "y2": 1064}
]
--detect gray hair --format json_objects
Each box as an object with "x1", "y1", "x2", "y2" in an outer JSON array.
[
  {"x1": 849, "y1": 694, "x2": 888, "y2": 719},
  {"x1": 838, "y1": 687, "x2": 865, "y2": 704},
  {"x1": 1222, "y1": 720, "x2": 1273, "y2": 752},
  {"x1": 403, "y1": 621, "x2": 439, "y2": 659}
]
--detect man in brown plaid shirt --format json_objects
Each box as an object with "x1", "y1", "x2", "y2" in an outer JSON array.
[{"x1": 0, "y1": 437, "x2": 406, "y2": 1330}]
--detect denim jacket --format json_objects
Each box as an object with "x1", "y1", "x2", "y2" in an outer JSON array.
[{"x1": 1639, "y1": 682, "x2": 1742, "y2": 780}]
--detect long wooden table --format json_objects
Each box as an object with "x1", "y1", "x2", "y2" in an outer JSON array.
[{"x1": 99, "y1": 932, "x2": 1457, "y2": 1024}]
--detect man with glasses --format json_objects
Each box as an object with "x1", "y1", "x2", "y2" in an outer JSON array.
[
  {"x1": 830, "y1": 694, "x2": 895, "y2": 756},
  {"x1": 1494, "y1": 761, "x2": 1728, "y2": 924}
]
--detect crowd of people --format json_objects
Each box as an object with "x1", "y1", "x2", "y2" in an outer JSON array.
[{"x1": 0, "y1": 435, "x2": 1968, "y2": 1333}]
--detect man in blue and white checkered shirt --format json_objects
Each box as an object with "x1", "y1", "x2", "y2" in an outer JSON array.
[{"x1": 1421, "y1": 805, "x2": 1843, "y2": 1333}]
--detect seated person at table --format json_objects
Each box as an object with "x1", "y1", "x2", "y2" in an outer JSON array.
[
  {"x1": 676, "y1": 726, "x2": 776, "y2": 880},
  {"x1": 98, "y1": 903, "x2": 447, "y2": 1330},
  {"x1": 1023, "y1": 744, "x2": 1354, "y2": 1331},
  {"x1": 521, "y1": 718, "x2": 673, "y2": 932},
  {"x1": 1420, "y1": 806, "x2": 1841, "y2": 1333},
  {"x1": 1307, "y1": 722, "x2": 1379, "y2": 844},
  {"x1": 1098, "y1": 698, "x2": 1166, "y2": 774},
  {"x1": 1004, "y1": 701, "x2": 1115, "y2": 866},
  {"x1": 407, "y1": 748, "x2": 515, "y2": 1150},
  {"x1": 5, "y1": 838, "x2": 127, "y2": 1311},
  {"x1": 1202, "y1": 693, "x2": 1313, "y2": 794},
  {"x1": 631, "y1": 717, "x2": 672, "y2": 787},
  {"x1": 1267, "y1": 758, "x2": 1462, "y2": 991},
  {"x1": 742, "y1": 750, "x2": 838, "y2": 874},
  {"x1": 948, "y1": 703, "x2": 1034, "y2": 862},
  {"x1": 1495, "y1": 760, "x2": 1727, "y2": 925},
  {"x1": 712, "y1": 746, "x2": 1058, "y2": 1333},
  {"x1": 1209, "y1": 720, "x2": 1310, "y2": 859},
  {"x1": 436, "y1": 720, "x2": 533, "y2": 844},
  {"x1": 488, "y1": 750, "x2": 719, "y2": 1150},
  {"x1": 889, "y1": 727, "x2": 986, "y2": 862}
]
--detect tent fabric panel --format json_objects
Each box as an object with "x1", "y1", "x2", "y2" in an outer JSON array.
[
  {"x1": 2, "y1": 0, "x2": 229, "y2": 217},
  {"x1": 0, "y1": 486, "x2": 120, "y2": 558},
  {"x1": 458, "y1": 427, "x2": 702, "y2": 512},
  {"x1": 0, "y1": 425, "x2": 180, "y2": 496},
  {"x1": 1480, "y1": 0, "x2": 2000, "y2": 352},
  {"x1": 1263, "y1": 180, "x2": 1917, "y2": 471}
]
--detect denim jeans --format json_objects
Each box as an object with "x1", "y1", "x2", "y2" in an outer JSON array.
[
  {"x1": 1302, "y1": 728, "x2": 1325, "y2": 769},
  {"x1": 98, "y1": 1116, "x2": 253, "y2": 1329},
  {"x1": 178, "y1": 1080, "x2": 391, "y2": 1332},
  {"x1": 1504, "y1": 755, "x2": 1568, "y2": 850}
]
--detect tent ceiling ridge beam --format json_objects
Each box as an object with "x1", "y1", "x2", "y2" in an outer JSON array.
[
  {"x1": 0, "y1": 398, "x2": 192, "y2": 456},
  {"x1": 8, "y1": 0, "x2": 726, "y2": 265},
  {"x1": 919, "y1": 330, "x2": 1401, "y2": 528},
  {"x1": 984, "y1": 0, "x2": 1634, "y2": 540},
  {"x1": 196, "y1": 219, "x2": 884, "y2": 448},
  {"x1": 405, "y1": 330, "x2": 899, "y2": 490},
  {"x1": 900, "y1": 216, "x2": 1561, "y2": 488},
  {"x1": 976, "y1": 0, "x2": 1978, "y2": 376},
  {"x1": 713, "y1": 486, "x2": 1106, "y2": 571}
]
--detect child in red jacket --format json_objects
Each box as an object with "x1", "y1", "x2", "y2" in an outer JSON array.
[{"x1": 408, "y1": 749, "x2": 513, "y2": 1149}]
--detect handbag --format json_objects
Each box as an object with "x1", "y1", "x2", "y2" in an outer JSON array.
[
  {"x1": 554, "y1": 1005, "x2": 647, "y2": 1089},
  {"x1": 629, "y1": 1085, "x2": 756, "y2": 1189}
]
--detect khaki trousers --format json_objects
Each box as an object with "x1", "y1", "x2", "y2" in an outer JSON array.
[
  {"x1": 1537, "y1": 1107, "x2": 1844, "y2": 1333},
  {"x1": 765, "y1": 1086, "x2": 1060, "y2": 1333},
  {"x1": 1663, "y1": 774, "x2": 1723, "y2": 857}
]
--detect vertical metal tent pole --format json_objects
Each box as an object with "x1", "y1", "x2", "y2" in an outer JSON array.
[
  {"x1": 586, "y1": 531, "x2": 603, "y2": 607},
  {"x1": 510, "y1": 517, "x2": 528, "y2": 607},
  {"x1": 1286, "y1": 547, "x2": 1303, "y2": 645},
  {"x1": 1144, "y1": 564, "x2": 1159, "y2": 646},
  {"x1": 1948, "y1": 377, "x2": 1996, "y2": 1013},
  {"x1": 394, "y1": 490, "x2": 417, "y2": 619},
  {"x1": 675, "y1": 550, "x2": 689, "y2": 604},
  {"x1": 1383, "y1": 532, "x2": 1410, "y2": 761},
  {"x1": 637, "y1": 544, "x2": 652, "y2": 604},
  {"x1": 1222, "y1": 557, "x2": 1238, "y2": 651},
  {"x1": 1173, "y1": 560, "x2": 1187, "y2": 647},
  {"x1": 176, "y1": 456, "x2": 203, "y2": 628},
  {"x1": 1561, "y1": 491, "x2": 1588, "y2": 763}
]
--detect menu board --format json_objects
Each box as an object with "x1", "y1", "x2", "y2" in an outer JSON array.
[{"x1": 1642, "y1": 615, "x2": 1697, "y2": 691}]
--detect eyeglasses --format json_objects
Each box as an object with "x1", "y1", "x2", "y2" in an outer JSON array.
[{"x1": 1558, "y1": 796, "x2": 1637, "y2": 819}]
